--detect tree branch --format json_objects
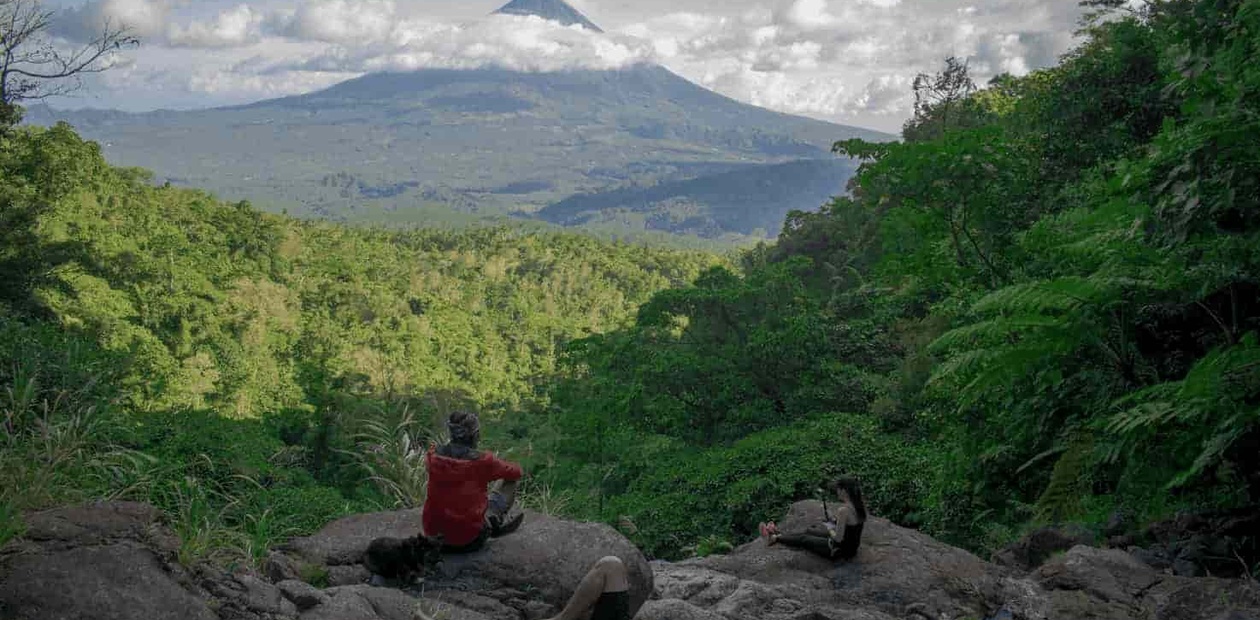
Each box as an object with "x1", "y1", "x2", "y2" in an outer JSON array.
[{"x1": 1, "y1": 0, "x2": 136, "y2": 108}]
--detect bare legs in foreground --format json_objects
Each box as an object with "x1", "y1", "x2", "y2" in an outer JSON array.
[{"x1": 545, "y1": 556, "x2": 630, "y2": 620}]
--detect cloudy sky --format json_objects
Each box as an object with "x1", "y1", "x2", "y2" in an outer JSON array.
[{"x1": 41, "y1": 0, "x2": 1095, "y2": 133}]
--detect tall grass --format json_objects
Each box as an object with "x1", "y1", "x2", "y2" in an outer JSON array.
[
  {"x1": 0, "y1": 344, "x2": 352, "y2": 569},
  {"x1": 516, "y1": 478, "x2": 573, "y2": 517},
  {"x1": 0, "y1": 360, "x2": 144, "y2": 547},
  {"x1": 347, "y1": 402, "x2": 433, "y2": 508},
  {"x1": 0, "y1": 319, "x2": 412, "y2": 568}
]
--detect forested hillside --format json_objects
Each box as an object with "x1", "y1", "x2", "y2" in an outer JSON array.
[
  {"x1": 532, "y1": 0, "x2": 1260, "y2": 561},
  {"x1": 0, "y1": 122, "x2": 719, "y2": 560},
  {"x1": 3, "y1": 0, "x2": 1258, "y2": 578}
]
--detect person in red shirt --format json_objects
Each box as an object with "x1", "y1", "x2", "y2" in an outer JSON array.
[{"x1": 422, "y1": 410, "x2": 524, "y2": 552}]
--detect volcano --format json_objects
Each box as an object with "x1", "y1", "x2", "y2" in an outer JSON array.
[{"x1": 25, "y1": 1, "x2": 892, "y2": 241}]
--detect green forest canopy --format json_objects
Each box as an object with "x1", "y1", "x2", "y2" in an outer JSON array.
[{"x1": 0, "y1": 121, "x2": 721, "y2": 559}]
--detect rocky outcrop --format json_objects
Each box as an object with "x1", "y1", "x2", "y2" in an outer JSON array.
[
  {"x1": 651, "y1": 500, "x2": 1021, "y2": 620},
  {"x1": 993, "y1": 525, "x2": 1097, "y2": 571},
  {"x1": 1127, "y1": 509, "x2": 1260, "y2": 578},
  {"x1": 284, "y1": 507, "x2": 654, "y2": 618},
  {"x1": 2, "y1": 500, "x2": 1258, "y2": 620},
  {"x1": 0, "y1": 501, "x2": 217, "y2": 620},
  {"x1": 646, "y1": 500, "x2": 1260, "y2": 620}
]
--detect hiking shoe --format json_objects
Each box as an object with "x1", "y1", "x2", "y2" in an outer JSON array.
[{"x1": 491, "y1": 512, "x2": 525, "y2": 537}]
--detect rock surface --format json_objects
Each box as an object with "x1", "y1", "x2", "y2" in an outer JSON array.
[
  {"x1": 645, "y1": 500, "x2": 1260, "y2": 620},
  {"x1": 286, "y1": 507, "x2": 652, "y2": 618},
  {"x1": 993, "y1": 525, "x2": 1097, "y2": 571},
  {"x1": 2, "y1": 500, "x2": 1258, "y2": 620},
  {"x1": 1128, "y1": 509, "x2": 1260, "y2": 578},
  {"x1": 0, "y1": 502, "x2": 217, "y2": 620}
]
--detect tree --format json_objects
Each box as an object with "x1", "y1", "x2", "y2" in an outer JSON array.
[
  {"x1": 902, "y1": 57, "x2": 979, "y2": 142},
  {"x1": 1, "y1": 0, "x2": 136, "y2": 126}
]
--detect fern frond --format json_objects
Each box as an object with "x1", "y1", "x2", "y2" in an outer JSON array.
[
  {"x1": 929, "y1": 314, "x2": 1065, "y2": 353},
  {"x1": 1173, "y1": 413, "x2": 1256, "y2": 488},
  {"x1": 1106, "y1": 400, "x2": 1183, "y2": 436},
  {"x1": 971, "y1": 275, "x2": 1155, "y2": 316},
  {"x1": 928, "y1": 349, "x2": 996, "y2": 386},
  {"x1": 930, "y1": 329, "x2": 1082, "y2": 414},
  {"x1": 971, "y1": 277, "x2": 1103, "y2": 315},
  {"x1": 1035, "y1": 434, "x2": 1095, "y2": 524},
  {"x1": 1017, "y1": 445, "x2": 1067, "y2": 475},
  {"x1": 1179, "y1": 332, "x2": 1260, "y2": 400},
  {"x1": 1105, "y1": 333, "x2": 1260, "y2": 489}
]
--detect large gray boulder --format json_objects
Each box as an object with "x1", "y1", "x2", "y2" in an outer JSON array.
[
  {"x1": 992, "y1": 525, "x2": 1097, "y2": 571},
  {"x1": 0, "y1": 544, "x2": 219, "y2": 620},
  {"x1": 0, "y1": 502, "x2": 218, "y2": 620},
  {"x1": 679, "y1": 500, "x2": 1021, "y2": 619},
  {"x1": 1033, "y1": 546, "x2": 1260, "y2": 620},
  {"x1": 286, "y1": 508, "x2": 424, "y2": 566},
  {"x1": 283, "y1": 508, "x2": 653, "y2": 618},
  {"x1": 646, "y1": 500, "x2": 1260, "y2": 620},
  {"x1": 430, "y1": 511, "x2": 653, "y2": 614}
]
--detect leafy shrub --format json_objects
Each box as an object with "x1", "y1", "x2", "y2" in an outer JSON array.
[{"x1": 609, "y1": 413, "x2": 940, "y2": 559}]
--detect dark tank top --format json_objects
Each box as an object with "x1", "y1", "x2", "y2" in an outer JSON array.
[{"x1": 835, "y1": 520, "x2": 864, "y2": 560}]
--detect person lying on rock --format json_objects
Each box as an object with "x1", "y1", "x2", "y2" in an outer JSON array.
[
  {"x1": 544, "y1": 555, "x2": 632, "y2": 620},
  {"x1": 758, "y1": 476, "x2": 867, "y2": 560},
  {"x1": 422, "y1": 410, "x2": 525, "y2": 553}
]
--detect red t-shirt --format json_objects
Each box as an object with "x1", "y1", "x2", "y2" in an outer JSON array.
[{"x1": 422, "y1": 446, "x2": 523, "y2": 546}]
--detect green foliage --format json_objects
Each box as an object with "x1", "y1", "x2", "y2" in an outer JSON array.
[
  {"x1": 0, "y1": 122, "x2": 721, "y2": 420},
  {"x1": 555, "y1": 259, "x2": 890, "y2": 450},
  {"x1": 300, "y1": 563, "x2": 330, "y2": 588},
  {"x1": 543, "y1": 0, "x2": 1260, "y2": 558},
  {"x1": 0, "y1": 118, "x2": 720, "y2": 565},
  {"x1": 347, "y1": 402, "x2": 433, "y2": 509},
  {"x1": 1107, "y1": 333, "x2": 1260, "y2": 489},
  {"x1": 1034, "y1": 435, "x2": 1095, "y2": 524},
  {"x1": 683, "y1": 534, "x2": 734, "y2": 558},
  {"x1": 0, "y1": 315, "x2": 140, "y2": 517},
  {"x1": 597, "y1": 414, "x2": 936, "y2": 559}
]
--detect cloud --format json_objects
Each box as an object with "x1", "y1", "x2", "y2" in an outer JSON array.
[
  {"x1": 271, "y1": 12, "x2": 655, "y2": 74},
  {"x1": 781, "y1": 0, "x2": 839, "y2": 29},
  {"x1": 46, "y1": 0, "x2": 1094, "y2": 132},
  {"x1": 270, "y1": 0, "x2": 400, "y2": 45},
  {"x1": 50, "y1": 0, "x2": 172, "y2": 42},
  {"x1": 168, "y1": 4, "x2": 265, "y2": 48},
  {"x1": 619, "y1": 0, "x2": 1088, "y2": 129}
]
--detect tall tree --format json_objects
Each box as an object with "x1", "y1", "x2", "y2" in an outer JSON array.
[{"x1": 902, "y1": 56, "x2": 979, "y2": 142}]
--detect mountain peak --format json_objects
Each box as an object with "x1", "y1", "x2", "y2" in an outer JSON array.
[{"x1": 492, "y1": 0, "x2": 603, "y2": 32}]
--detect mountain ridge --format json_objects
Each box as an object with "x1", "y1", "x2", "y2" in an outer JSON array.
[{"x1": 25, "y1": 63, "x2": 890, "y2": 241}]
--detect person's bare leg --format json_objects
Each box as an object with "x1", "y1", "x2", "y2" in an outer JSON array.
[{"x1": 546, "y1": 556, "x2": 629, "y2": 620}]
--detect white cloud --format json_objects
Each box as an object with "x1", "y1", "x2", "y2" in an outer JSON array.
[
  {"x1": 616, "y1": 0, "x2": 1087, "y2": 130},
  {"x1": 272, "y1": 13, "x2": 655, "y2": 74},
  {"x1": 46, "y1": 0, "x2": 1094, "y2": 132},
  {"x1": 168, "y1": 4, "x2": 264, "y2": 48},
  {"x1": 782, "y1": 0, "x2": 839, "y2": 29},
  {"x1": 271, "y1": 0, "x2": 400, "y2": 45},
  {"x1": 105, "y1": 0, "x2": 171, "y2": 36}
]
